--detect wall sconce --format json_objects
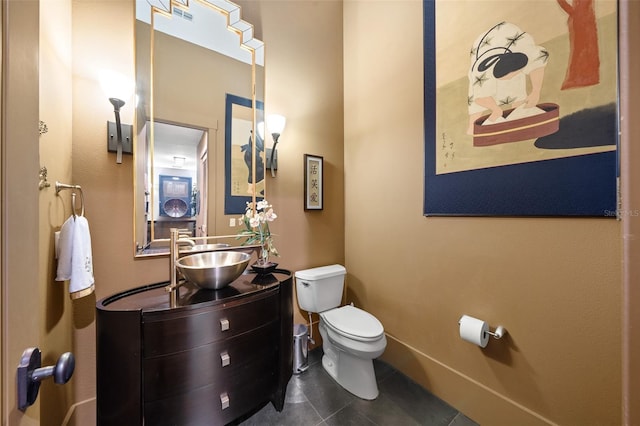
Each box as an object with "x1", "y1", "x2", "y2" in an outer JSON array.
[
  {"x1": 263, "y1": 114, "x2": 286, "y2": 178},
  {"x1": 100, "y1": 70, "x2": 134, "y2": 164}
]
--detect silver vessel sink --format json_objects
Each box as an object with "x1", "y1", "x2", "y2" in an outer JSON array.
[{"x1": 176, "y1": 251, "x2": 251, "y2": 290}]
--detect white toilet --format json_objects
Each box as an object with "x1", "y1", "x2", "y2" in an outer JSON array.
[{"x1": 295, "y1": 264, "x2": 387, "y2": 400}]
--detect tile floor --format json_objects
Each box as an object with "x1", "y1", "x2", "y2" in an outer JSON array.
[{"x1": 235, "y1": 348, "x2": 479, "y2": 426}]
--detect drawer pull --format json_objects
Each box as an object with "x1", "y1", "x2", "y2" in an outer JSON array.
[
  {"x1": 220, "y1": 318, "x2": 230, "y2": 331},
  {"x1": 220, "y1": 392, "x2": 230, "y2": 410},
  {"x1": 220, "y1": 351, "x2": 230, "y2": 367}
]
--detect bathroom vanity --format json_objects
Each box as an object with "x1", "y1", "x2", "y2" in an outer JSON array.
[{"x1": 96, "y1": 270, "x2": 293, "y2": 426}]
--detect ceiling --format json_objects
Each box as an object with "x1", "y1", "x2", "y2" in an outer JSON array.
[{"x1": 153, "y1": 121, "x2": 205, "y2": 171}]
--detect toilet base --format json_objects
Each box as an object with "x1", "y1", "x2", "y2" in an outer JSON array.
[{"x1": 321, "y1": 350, "x2": 379, "y2": 400}]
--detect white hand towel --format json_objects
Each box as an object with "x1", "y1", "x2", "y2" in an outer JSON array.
[
  {"x1": 55, "y1": 215, "x2": 95, "y2": 299},
  {"x1": 70, "y1": 216, "x2": 94, "y2": 297},
  {"x1": 56, "y1": 216, "x2": 75, "y2": 281}
]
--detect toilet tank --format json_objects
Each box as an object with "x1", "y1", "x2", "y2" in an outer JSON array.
[{"x1": 295, "y1": 264, "x2": 346, "y2": 313}]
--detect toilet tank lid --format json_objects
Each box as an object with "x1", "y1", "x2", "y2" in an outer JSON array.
[{"x1": 295, "y1": 264, "x2": 346, "y2": 280}]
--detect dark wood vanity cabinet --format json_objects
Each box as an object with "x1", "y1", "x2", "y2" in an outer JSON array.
[{"x1": 96, "y1": 271, "x2": 293, "y2": 426}]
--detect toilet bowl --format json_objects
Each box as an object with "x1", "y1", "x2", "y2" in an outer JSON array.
[
  {"x1": 319, "y1": 305, "x2": 387, "y2": 400},
  {"x1": 294, "y1": 265, "x2": 387, "y2": 400}
]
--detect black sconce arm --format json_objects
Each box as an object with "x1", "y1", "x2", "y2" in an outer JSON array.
[
  {"x1": 269, "y1": 133, "x2": 280, "y2": 178},
  {"x1": 109, "y1": 97, "x2": 125, "y2": 164}
]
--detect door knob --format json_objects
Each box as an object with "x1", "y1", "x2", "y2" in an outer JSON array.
[{"x1": 17, "y1": 347, "x2": 75, "y2": 411}]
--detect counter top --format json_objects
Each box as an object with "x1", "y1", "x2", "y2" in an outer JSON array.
[{"x1": 97, "y1": 269, "x2": 291, "y2": 313}]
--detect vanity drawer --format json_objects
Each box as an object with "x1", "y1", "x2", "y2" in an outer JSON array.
[
  {"x1": 143, "y1": 321, "x2": 278, "y2": 402},
  {"x1": 143, "y1": 289, "x2": 278, "y2": 357},
  {"x1": 144, "y1": 369, "x2": 275, "y2": 426}
]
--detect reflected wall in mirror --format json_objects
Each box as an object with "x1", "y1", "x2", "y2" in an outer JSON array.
[{"x1": 134, "y1": 0, "x2": 265, "y2": 256}]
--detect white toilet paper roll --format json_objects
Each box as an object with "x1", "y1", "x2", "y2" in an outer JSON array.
[{"x1": 459, "y1": 315, "x2": 489, "y2": 348}]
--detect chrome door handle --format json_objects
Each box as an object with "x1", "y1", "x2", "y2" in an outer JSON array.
[{"x1": 17, "y1": 347, "x2": 75, "y2": 411}]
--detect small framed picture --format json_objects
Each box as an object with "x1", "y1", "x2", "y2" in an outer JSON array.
[{"x1": 304, "y1": 154, "x2": 323, "y2": 210}]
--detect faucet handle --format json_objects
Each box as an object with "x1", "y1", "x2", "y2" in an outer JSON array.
[{"x1": 165, "y1": 280, "x2": 185, "y2": 293}]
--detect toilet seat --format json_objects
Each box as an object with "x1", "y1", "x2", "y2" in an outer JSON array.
[{"x1": 321, "y1": 305, "x2": 384, "y2": 342}]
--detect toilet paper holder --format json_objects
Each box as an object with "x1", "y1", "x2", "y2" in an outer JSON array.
[
  {"x1": 458, "y1": 317, "x2": 506, "y2": 340},
  {"x1": 485, "y1": 325, "x2": 506, "y2": 340}
]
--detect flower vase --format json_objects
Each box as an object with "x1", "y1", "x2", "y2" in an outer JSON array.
[
  {"x1": 260, "y1": 244, "x2": 270, "y2": 265},
  {"x1": 252, "y1": 244, "x2": 277, "y2": 275}
]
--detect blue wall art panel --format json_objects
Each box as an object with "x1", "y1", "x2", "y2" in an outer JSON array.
[
  {"x1": 224, "y1": 94, "x2": 265, "y2": 215},
  {"x1": 423, "y1": 0, "x2": 618, "y2": 217}
]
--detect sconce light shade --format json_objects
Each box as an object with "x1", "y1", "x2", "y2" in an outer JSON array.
[
  {"x1": 257, "y1": 121, "x2": 265, "y2": 141},
  {"x1": 99, "y1": 70, "x2": 134, "y2": 104},
  {"x1": 267, "y1": 114, "x2": 286, "y2": 140},
  {"x1": 266, "y1": 114, "x2": 286, "y2": 178},
  {"x1": 99, "y1": 70, "x2": 134, "y2": 164}
]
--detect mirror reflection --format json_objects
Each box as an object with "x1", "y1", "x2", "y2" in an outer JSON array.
[
  {"x1": 134, "y1": 0, "x2": 265, "y2": 256},
  {"x1": 147, "y1": 121, "x2": 208, "y2": 240}
]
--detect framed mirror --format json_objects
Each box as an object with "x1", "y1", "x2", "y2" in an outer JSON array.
[{"x1": 134, "y1": 0, "x2": 265, "y2": 256}]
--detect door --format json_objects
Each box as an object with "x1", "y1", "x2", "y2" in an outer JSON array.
[
  {"x1": 196, "y1": 147, "x2": 208, "y2": 237},
  {"x1": 1, "y1": 0, "x2": 42, "y2": 424}
]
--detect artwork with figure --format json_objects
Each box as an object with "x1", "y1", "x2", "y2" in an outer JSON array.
[
  {"x1": 239, "y1": 127, "x2": 265, "y2": 196},
  {"x1": 467, "y1": 22, "x2": 557, "y2": 145},
  {"x1": 230, "y1": 104, "x2": 264, "y2": 197},
  {"x1": 225, "y1": 94, "x2": 265, "y2": 215},
  {"x1": 424, "y1": 0, "x2": 618, "y2": 216}
]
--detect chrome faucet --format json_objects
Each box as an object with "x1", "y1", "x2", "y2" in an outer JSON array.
[{"x1": 167, "y1": 228, "x2": 195, "y2": 308}]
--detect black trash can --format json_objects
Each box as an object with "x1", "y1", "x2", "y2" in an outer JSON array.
[{"x1": 293, "y1": 323, "x2": 309, "y2": 374}]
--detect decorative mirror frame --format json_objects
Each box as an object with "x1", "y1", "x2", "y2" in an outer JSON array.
[{"x1": 134, "y1": 0, "x2": 265, "y2": 257}]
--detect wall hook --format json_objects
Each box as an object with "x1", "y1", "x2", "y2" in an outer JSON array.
[
  {"x1": 39, "y1": 167, "x2": 51, "y2": 190},
  {"x1": 39, "y1": 121, "x2": 48, "y2": 135}
]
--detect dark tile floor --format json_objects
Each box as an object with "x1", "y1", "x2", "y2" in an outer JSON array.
[{"x1": 236, "y1": 348, "x2": 479, "y2": 426}]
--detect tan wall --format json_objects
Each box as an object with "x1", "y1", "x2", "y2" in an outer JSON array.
[
  {"x1": 39, "y1": 1, "x2": 75, "y2": 424},
  {"x1": 344, "y1": 1, "x2": 621, "y2": 425}
]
